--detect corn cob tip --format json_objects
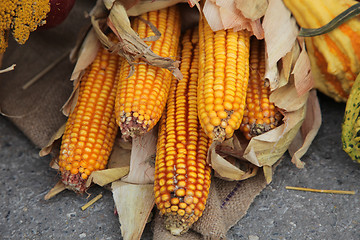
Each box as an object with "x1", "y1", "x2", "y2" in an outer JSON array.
[
  {"x1": 118, "y1": 113, "x2": 149, "y2": 139},
  {"x1": 61, "y1": 171, "x2": 88, "y2": 193},
  {"x1": 213, "y1": 126, "x2": 226, "y2": 142},
  {"x1": 164, "y1": 215, "x2": 194, "y2": 236}
]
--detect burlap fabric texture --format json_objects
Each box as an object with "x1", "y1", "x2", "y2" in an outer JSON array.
[{"x1": 0, "y1": 0, "x2": 271, "y2": 239}]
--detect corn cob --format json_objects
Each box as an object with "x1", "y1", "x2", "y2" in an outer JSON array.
[
  {"x1": 197, "y1": 14, "x2": 251, "y2": 141},
  {"x1": 240, "y1": 38, "x2": 282, "y2": 140},
  {"x1": 154, "y1": 28, "x2": 212, "y2": 235},
  {"x1": 115, "y1": 6, "x2": 181, "y2": 139},
  {"x1": 58, "y1": 43, "x2": 120, "y2": 193}
]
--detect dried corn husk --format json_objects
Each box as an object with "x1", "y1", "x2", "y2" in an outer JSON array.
[
  {"x1": 41, "y1": 0, "x2": 321, "y2": 238},
  {"x1": 90, "y1": 0, "x2": 182, "y2": 79}
]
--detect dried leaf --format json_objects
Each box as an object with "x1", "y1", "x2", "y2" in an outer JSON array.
[
  {"x1": 281, "y1": 45, "x2": 297, "y2": 86},
  {"x1": 202, "y1": 0, "x2": 264, "y2": 39},
  {"x1": 219, "y1": 5, "x2": 245, "y2": 30},
  {"x1": 269, "y1": 80, "x2": 309, "y2": 112},
  {"x1": 208, "y1": 136, "x2": 259, "y2": 181},
  {"x1": 86, "y1": 167, "x2": 130, "y2": 188},
  {"x1": 126, "y1": 0, "x2": 186, "y2": 16},
  {"x1": 103, "y1": 0, "x2": 116, "y2": 9},
  {"x1": 203, "y1": 0, "x2": 224, "y2": 31},
  {"x1": 91, "y1": 1, "x2": 182, "y2": 80},
  {"x1": 86, "y1": 138, "x2": 132, "y2": 187},
  {"x1": 39, "y1": 124, "x2": 66, "y2": 157},
  {"x1": 262, "y1": 0, "x2": 298, "y2": 71},
  {"x1": 122, "y1": 129, "x2": 157, "y2": 184},
  {"x1": 209, "y1": 142, "x2": 246, "y2": 181},
  {"x1": 188, "y1": 0, "x2": 200, "y2": 7},
  {"x1": 0, "y1": 63, "x2": 16, "y2": 74},
  {"x1": 112, "y1": 181, "x2": 155, "y2": 240},
  {"x1": 235, "y1": 0, "x2": 268, "y2": 20},
  {"x1": 243, "y1": 104, "x2": 306, "y2": 169},
  {"x1": 264, "y1": 62, "x2": 279, "y2": 91},
  {"x1": 263, "y1": 165, "x2": 273, "y2": 184},
  {"x1": 108, "y1": 142, "x2": 132, "y2": 168},
  {"x1": 288, "y1": 90, "x2": 322, "y2": 168},
  {"x1": 70, "y1": 29, "x2": 100, "y2": 83},
  {"x1": 44, "y1": 181, "x2": 66, "y2": 200},
  {"x1": 292, "y1": 38, "x2": 314, "y2": 96},
  {"x1": 62, "y1": 29, "x2": 100, "y2": 116}
]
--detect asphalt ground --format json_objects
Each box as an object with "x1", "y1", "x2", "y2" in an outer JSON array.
[{"x1": 1, "y1": 92, "x2": 359, "y2": 240}]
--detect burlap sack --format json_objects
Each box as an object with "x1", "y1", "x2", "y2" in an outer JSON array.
[
  {"x1": 0, "y1": 1, "x2": 278, "y2": 239},
  {"x1": 153, "y1": 173, "x2": 268, "y2": 239},
  {"x1": 0, "y1": 0, "x2": 94, "y2": 148}
]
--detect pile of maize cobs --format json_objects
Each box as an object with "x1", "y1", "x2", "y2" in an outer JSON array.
[{"x1": 57, "y1": 5, "x2": 282, "y2": 235}]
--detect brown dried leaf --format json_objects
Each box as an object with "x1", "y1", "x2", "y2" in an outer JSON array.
[
  {"x1": 188, "y1": 0, "x2": 200, "y2": 7},
  {"x1": 292, "y1": 38, "x2": 314, "y2": 96},
  {"x1": 39, "y1": 123, "x2": 66, "y2": 157},
  {"x1": 201, "y1": 0, "x2": 264, "y2": 38},
  {"x1": 288, "y1": 90, "x2": 322, "y2": 168},
  {"x1": 202, "y1": 0, "x2": 264, "y2": 39},
  {"x1": 269, "y1": 80, "x2": 309, "y2": 112},
  {"x1": 112, "y1": 181, "x2": 155, "y2": 240},
  {"x1": 235, "y1": 0, "x2": 268, "y2": 20},
  {"x1": 262, "y1": 0, "x2": 298, "y2": 71},
  {"x1": 44, "y1": 181, "x2": 66, "y2": 200},
  {"x1": 202, "y1": 0, "x2": 223, "y2": 31},
  {"x1": 90, "y1": 1, "x2": 183, "y2": 80},
  {"x1": 263, "y1": 165, "x2": 273, "y2": 184},
  {"x1": 126, "y1": 0, "x2": 186, "y2": 16},
  {"x1": 85, "y1": 137, "x2": 132, "y2": 188},
  {"x1": 86, "y1": 167, "x2": 130, "y2": 188},
  {"x1": 243, "y1": 103, "x2": 306, "y2": 179},
  {"x1": 0, "y1": 64, "x2": 16, "y2": 74},
  {"x1": 122, "y1": 128, "x2": 157, "y2": 184},
  {"x1": 62, "y1": 29, "x2": 100, "y2": 116},
  {"x1": 209, "y1": 142, "x2": 246, "y2": 180},
  {"x1": 208, "y1": 137, "x2": 259, "y2": 181}
]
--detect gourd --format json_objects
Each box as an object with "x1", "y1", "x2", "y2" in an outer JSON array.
[
  {"x1": 342, "y1": 74, "x2": 360, "y2": 163},
  {"x1": 283, "y1": 0, "x2": 360, "y2": 102}
]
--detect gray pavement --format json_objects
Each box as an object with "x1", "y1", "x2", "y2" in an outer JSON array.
[{"x1": 1, "y1": 93, "x2": 359, "y2": 239}]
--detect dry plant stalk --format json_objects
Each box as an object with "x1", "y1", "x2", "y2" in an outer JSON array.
[
  {"x1": 81, "y1": 193, "x2": 103, "y2": 210},
  {"x1": 286, "y1": 186, "x2": 356, "y2": 195}
]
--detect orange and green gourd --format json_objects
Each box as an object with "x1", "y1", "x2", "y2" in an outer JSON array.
[{"x1": 283, "y1": 0, "x2": 360, "y2": 102}]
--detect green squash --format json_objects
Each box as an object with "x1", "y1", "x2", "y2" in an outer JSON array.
[{"x1": 342, "y1": 74, "x2": 360, "y2": 163}]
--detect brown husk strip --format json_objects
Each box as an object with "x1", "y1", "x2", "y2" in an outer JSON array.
[
  {"x1": 126, "y1": 0, "x2": 186, "y2": 16},
  {"x1": 288, "y1": 90, "x2": 322, "y2": 168},
  {"x1": 235, "y1": 0, "x2": 268, "y2": 20},
  {"x1": 121, "y1": 129, "x2": 156, "y2": 184},
  {"x1": 90, "y1": 0, "x2": 183, "y2": 79},
  {"x1": 112, "y1": 182, "x2": 155, "y2": 240},
  {"x1": 0, "y1": 63, "x2": 16, "y2": 74},
  {"x1": 262, "y1": 0, "x2": 298, "y2": 75}
]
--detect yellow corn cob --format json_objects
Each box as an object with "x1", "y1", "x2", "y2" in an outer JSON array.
[
  {"x1": 197, "y1": 14, "x2": 251, "y2": 141},
  {"x1": 154, "y1": 28, "x2": 212, "y2": 235},
  {"x1": 115, "y1": 6, "x2": 181, "y2": 139},
  {"x1": 240, "y1": 38, "x2": 282, "y2": 140},
  {"x1": 58, "y1": 44, "x2": 120, "y2": 193}
]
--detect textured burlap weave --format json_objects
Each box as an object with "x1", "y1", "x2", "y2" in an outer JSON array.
[
  {"x1": 0, "y1": 0, "x2": 270, "y2": 239},
  {"x1": 153, "y1": 174, "x2": 267, "y2": 239}
]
